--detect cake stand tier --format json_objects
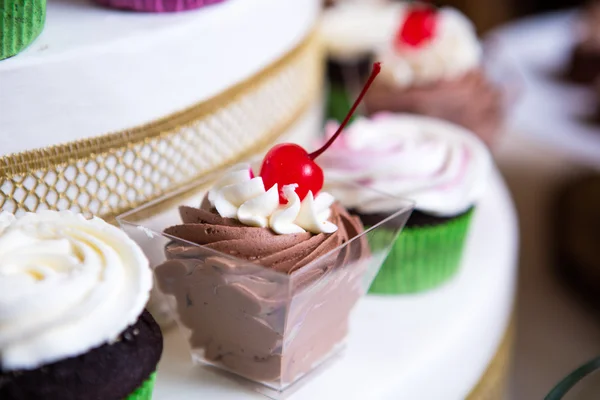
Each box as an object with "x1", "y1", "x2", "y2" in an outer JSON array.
[
  {"x1": 0, "y1": 0, "x2": 323, "y2": 220},
  {"x1": 488, "y1": 11, "x2": 600, "y2": 170},
  {"x1": 0, "y1": 0, "x2": 319, "y2": 151},
  {"x1": 153, "y1": 168, "x2": 519, "y2": 399}
]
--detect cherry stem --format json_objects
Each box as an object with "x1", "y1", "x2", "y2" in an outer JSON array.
[{"x1": 309, "y1": 62, "x2": 381, "y2": 160}]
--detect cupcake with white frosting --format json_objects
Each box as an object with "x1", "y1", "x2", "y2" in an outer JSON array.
[
  {"x1": 320, "y1": 2, "x2": 406, "y2": 122},
  {"x1": 368, "y1": 4, "x2": 503, "y2": 148},
  {"x1": 319, "y1": 113, "x2": 492, "y2": 293},
  {"x1": 0, "y1": 211, "x2": 161, "y2": 400},
  {"x1": 321, "y1": 2, "x2": 503, "y2": 147}
]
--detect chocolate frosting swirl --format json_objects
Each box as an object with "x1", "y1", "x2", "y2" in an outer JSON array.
[
  {"x1": 164, "y1": 199, "x2": 366, "y2": 275},
  {"x1": 156, "y1": 198, "x2": 369, "y2": 383},
  {"x1": 365, "y1": 68, "x2": 503, "y2": 148}
]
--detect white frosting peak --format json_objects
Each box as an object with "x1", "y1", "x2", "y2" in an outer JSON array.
[
  {"x1": 270, "y1": 185, "x2": 305, "y2": 235},
  {"x1": 296, "y1": 191, "x2": 338, "y2": 234},
  {"x1": 209, "y1": 165, "x2": 339, "y2": 235},
  {"x1": 319, "y1": 114, "x2": 492, "y2": 217},
  {"x1": 238, "y1": 185, "x2": 280, "y2": 228},
  {"x1": 379, "y1": 7, "x2": 482, "y2": 87},
  {"x1": 0, "y1": 211, "x2": 151, "y2": 371}
]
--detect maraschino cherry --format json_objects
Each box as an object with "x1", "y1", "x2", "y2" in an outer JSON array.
[
  {"x1": 260, "y1": 62, "x2": 382, "y2": 204},
  {"x1": 395, "y1": 2, "x2": 437, "y2": 48}
]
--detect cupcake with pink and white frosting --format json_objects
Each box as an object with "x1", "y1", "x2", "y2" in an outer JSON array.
[{"x1": 319, "y1": 113, "x2": 492, "y2": 294}]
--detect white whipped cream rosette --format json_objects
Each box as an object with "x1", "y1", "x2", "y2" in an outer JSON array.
[
  {"x1": 0, "y1": 211, "x2": 151, "y2": 371},
  {"x1": 208, "y1": 164, "x2": 338, "y2": 235},
  {"x1": 318, "y1": 113, "x2": 492, "y2": 217},
  {"x1": 378, "y1": 7, "x2": 482, "y2": 87}
]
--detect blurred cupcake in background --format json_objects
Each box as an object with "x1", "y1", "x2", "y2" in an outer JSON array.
[
  {"x1": 319, "y1": 113, "x2": 492, "y2": 294},
  {"x1": 0, "y1": 211, "x2": 162, "y2": 400},
  {"x1": 320, "y1": 2, "x2": 406, "y2": 122},
  {"x1": 567, "y1": 1, "x2": 600, "y2": 84},
  {"x1": 364, "y1": 3, "x2": 504, "y2": 148}
]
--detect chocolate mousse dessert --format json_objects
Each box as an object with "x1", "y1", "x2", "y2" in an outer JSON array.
[
  {"x1": 568, "y1": 1, "x2": 600, "y2": 84},
  {"x1": 158, "y1": 194, "x2": 368, "y2": 384},
  {"x1": 362, "y1": 3, "x2": 503, "y2": 147},
  {"x1": 154, "y1": 66, "x2": 383, "y2": 387}
]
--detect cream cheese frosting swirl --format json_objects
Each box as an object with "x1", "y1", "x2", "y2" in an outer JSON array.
[
  {"x1": 208, "y1": 164, "x2": 338, "y2": 235},
  {"x1": 0, "y1": 211, "x2": 151, "y2": 371},
  {"x1": 319, "y1": 113, "x2": 492, "y2": 216},
  {"x1": 378, "y1": 7, "x2": 482, "y2": 87}
]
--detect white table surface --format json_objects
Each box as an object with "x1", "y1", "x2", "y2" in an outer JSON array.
[{"x1": 153, "y1": 169, "x2": 518, "y2": 400}]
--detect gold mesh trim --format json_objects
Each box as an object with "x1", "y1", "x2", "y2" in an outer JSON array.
[
  {"x1": 0, "y1": 30, "x2": 323, "y2": 220},
  {"x1": 467, "y1": 315, "x2": 515, "y2": 400}
]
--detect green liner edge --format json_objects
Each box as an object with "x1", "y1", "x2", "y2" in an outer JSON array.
[
  {"x1": 368, "y1": 209, "x2": 475, "y2": 294},
  {"x1": 125, "y1": 372, "x2": 157, "y2": 400}
]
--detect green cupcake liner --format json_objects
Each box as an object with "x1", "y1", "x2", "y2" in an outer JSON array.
[
  {"x1": 326, "y1": 83, "x2": 357, "y2": 124},
  {"x1": 126, "y1": 372, "x2": 157, "y2": 400},
  {"x1": 369, "y1": 209, "x2": 475, "y2": 294},
  {"x1": 1, "y1": 0, "x2": 46, "y2": 60}
]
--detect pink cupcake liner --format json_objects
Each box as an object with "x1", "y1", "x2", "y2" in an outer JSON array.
[{"x1": 93, "y1": 0, "x2": 226, "y2": 13}]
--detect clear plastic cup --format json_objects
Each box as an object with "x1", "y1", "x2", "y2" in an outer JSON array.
[{"x1": 117, "y1": 174, "x2": 413, "y2": 397}]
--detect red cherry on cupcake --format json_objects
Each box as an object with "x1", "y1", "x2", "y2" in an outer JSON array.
[
  {"x1": 260, "y1": 62, "x2": 382, "y2": 204},
  {"x1": 395, "y1": 4, "x2": 437, "y2": 48}
]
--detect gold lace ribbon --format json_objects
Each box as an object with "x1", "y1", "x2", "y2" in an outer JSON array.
[{"x1": 0, "y1": 30, "x2": 322, "y2": 220}]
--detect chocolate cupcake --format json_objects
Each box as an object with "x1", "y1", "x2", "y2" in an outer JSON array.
[
  {"x1": 0, "y1": 211, "x2": 161, "y2": 400},
  {"x1": 568, "y1": 1, "x2": 600, "y2": 84},
  {"x1": 321, "y1": 2, "x2": 503, "y2": 148},
  {"x1": 1, "y1": 0, "x2": 46, "y2": 60},
  {"x1": 319, "y1": 113, "x2": 492, "y2": 294},
  {"x1": 365, "y1": 5, "x2": 503, "y2": 148}
]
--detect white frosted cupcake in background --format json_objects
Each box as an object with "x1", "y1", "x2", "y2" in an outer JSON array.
[
  {"x1": 320, "y1": 2, "x2": 407, "y2": 123},
  {"x1": 321, "y1": 2, "x2": 504, "y2": 148}
]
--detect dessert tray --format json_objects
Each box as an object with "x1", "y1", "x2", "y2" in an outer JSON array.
[
  {"x1": 489, "y1": 11, "x2": 600, "y2": 170},
  {"x1": 152, "y1": 168, "x2": 518, "y2": 399}
]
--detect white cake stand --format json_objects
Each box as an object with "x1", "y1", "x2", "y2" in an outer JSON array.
[
  {"x1": 488, "y1": 11, "x2": 600, "y2": 170},
  {"x1": 153, "y1": 168, "x2": 518, "y2": 399}
]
